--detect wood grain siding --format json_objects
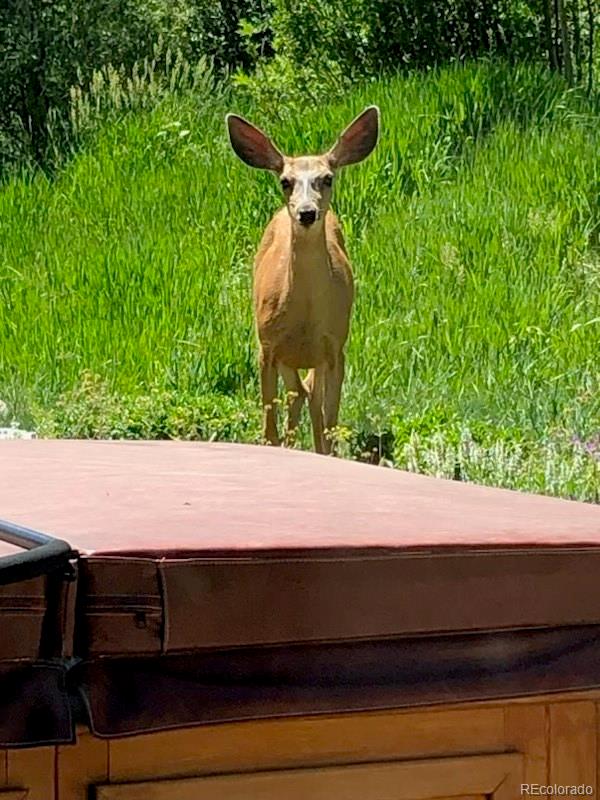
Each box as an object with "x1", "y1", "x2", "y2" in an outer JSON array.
[
  {"x1": 550, "y1": 701, "x2": 597, "y2": 792},
  {"x1": 107, "y1": 707, "x2": 506, "y2": 781},
  {"x1": 2, "y1": 690, "x2": 600, "y2": 798},
  {"x1": 6, "y1": 748, "x2": 54, "y2": 800}
]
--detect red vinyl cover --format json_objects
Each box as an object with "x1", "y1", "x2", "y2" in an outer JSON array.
[{"x1": 1, "y1": 439, "x2": 599, "y2": 555}]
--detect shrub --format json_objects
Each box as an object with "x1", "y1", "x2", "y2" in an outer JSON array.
[
  {"x1": 234, "y1": 0, "x2": 543, "y2": 114},
  {"x1": 0, "y1": 0, "x2": 270, "y2": 171},
  {"x1": 34, "y1": 372, "x2": 262, "y2": 441}
]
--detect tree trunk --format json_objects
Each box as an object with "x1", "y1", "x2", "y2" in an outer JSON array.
[
  {"x1": 544, "y1": 0, "x2": 559, "y2": 68},
  {"x1": 553, "y1": 0, "x2": 563, "y2": 69},
  {"x1": 557, "y1": 0, "x2": 574, "y2": 83},
  {"x1": 587, "y1": 0, "x2": 595, "y2": 92},
  {"x1": 572, "y1": 0, "x2": 583, "y2": 82}
]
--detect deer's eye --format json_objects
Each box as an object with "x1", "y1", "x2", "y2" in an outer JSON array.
[
  {"x1": 323, "y1": 174, "x2": 333, "y2": 187},
  {"x1": 280, "y1": 177, "x2": 293, "y2": 190}
]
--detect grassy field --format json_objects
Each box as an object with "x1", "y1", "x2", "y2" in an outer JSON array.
[{"x1": 0, "y1": 60, "x2": 599, "y2": 500}]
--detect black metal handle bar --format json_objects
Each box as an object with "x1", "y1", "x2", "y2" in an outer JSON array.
[{"x1": 0, "y1": 518, "x2": 75, "y2": 585}]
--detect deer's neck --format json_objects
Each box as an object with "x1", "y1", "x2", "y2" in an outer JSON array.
[{"x1": 287, "y1": 219, "x2": 329, "y2": 278}]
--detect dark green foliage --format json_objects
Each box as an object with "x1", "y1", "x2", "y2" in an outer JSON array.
[
  {"x1": 235, "y1": 0, "x2": 595, "y2": 114},
  {"x1": 181, "y1": 1, "x2": 273, "y2": 72},
  {"x1": 268, "y1": 0, "x2": 541, "y2": 75},
  {"x1": 0, "y1": 0, "x2": 598, "y2": 173},
  {"x1": 0, "y1": 0, "x2": 187, "y2": 168},
  {"x1": 0, "y1": 0, "x2": 270, "y2": 171},
  {"x1": 1, "y1": 1, "x2": 596, "y2": 171}
]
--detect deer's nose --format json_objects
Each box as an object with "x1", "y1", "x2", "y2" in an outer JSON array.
[{"x1": 298, "y1": 209, "x2": 317, "y2": 226}]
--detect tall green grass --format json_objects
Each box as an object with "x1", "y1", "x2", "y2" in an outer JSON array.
[{"x1": 1, "y1": 60, "x2": 599, "y2": 499}]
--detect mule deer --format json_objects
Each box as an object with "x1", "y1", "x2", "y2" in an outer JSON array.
[{"x1": 226, "y1": 106, "x2": 379, "y2": 454}]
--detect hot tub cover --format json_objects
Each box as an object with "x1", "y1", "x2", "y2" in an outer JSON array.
[{"x1": 1, "y1": 439, "x2": 599, "y2": 744}]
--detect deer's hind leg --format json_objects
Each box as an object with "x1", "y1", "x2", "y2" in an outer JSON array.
[
  {"x1": 259, "y1": 348, "x2": 280, "y2": 446},
  {"x1": 278, "y1": 363, "x2": 308, "y2": 446}
]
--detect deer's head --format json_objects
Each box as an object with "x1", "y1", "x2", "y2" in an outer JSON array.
[{"x1": 226, "y1": 106, "x2": 379, "y2": 230}]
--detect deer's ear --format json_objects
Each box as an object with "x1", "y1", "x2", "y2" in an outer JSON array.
[
  {"x1": 328, "y1": 106, "x2": 379, "y2": 169},
  {"x1": 226, "y1": 114, "x2": 284, "y2": 172}
]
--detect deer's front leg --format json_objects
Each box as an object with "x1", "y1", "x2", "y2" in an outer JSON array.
[
  {"x1": 305, "y1": 366, "x2": 326, "y2": 454},
  {"x1": 259, "y1": 349, "x2": 280, "y2": 446},
  {"x1": 323, "y1": 351, "x2": 345, "y2": 455}
]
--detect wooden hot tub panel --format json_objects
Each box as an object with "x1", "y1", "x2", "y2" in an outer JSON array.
[{"x1": 1, "y1": 694, "x2": 598, "y2": 798}]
